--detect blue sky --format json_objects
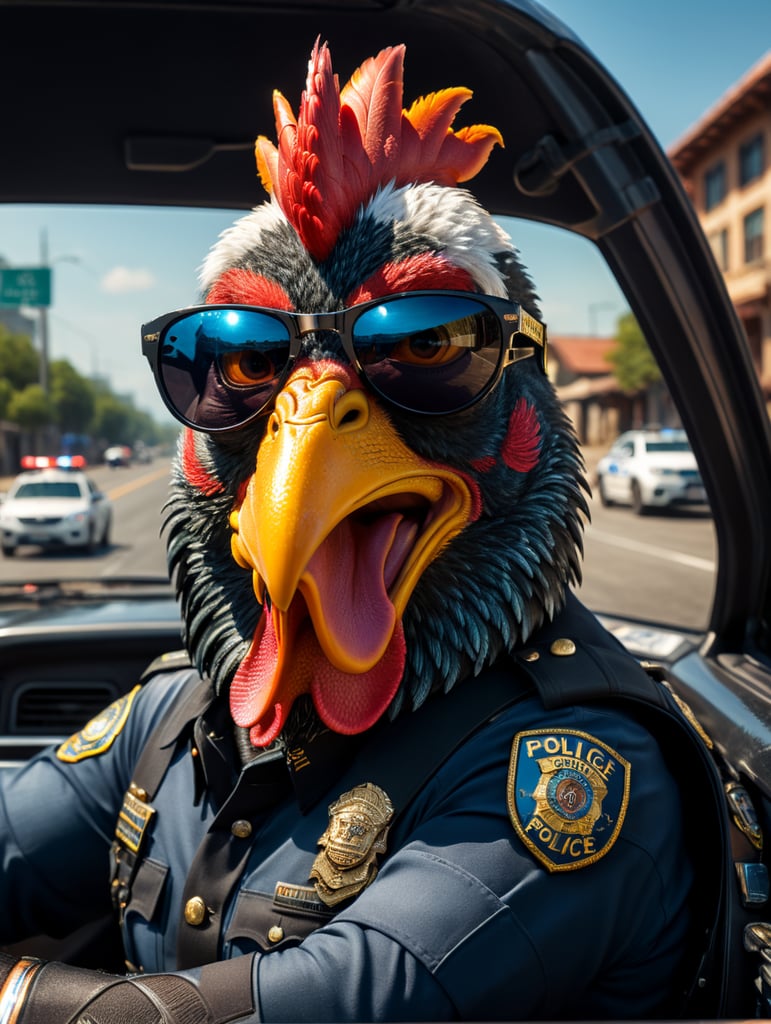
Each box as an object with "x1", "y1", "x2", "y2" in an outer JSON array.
[{"x1": 2, "y1": 0, "x2": 770, "y2": 421}]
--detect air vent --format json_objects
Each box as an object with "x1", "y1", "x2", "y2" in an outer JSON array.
[{"x1": 11, "y1": 682, "x2": 121, "y2": 735}]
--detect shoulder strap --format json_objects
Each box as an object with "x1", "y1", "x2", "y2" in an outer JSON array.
[
  {"x1": 130, "y1": 666, "x2": 212, "y2": 800},
  {"x1": 109, "y1": 664, "x2": 213, "y2": 945},
  {"x1": 357, "y1": 659, "x2": 531, "y2": 817}
]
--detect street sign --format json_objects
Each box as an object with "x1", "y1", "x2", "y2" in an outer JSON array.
[{"x1": 0, "y1": 267, "x2": 51, "y2": 307}]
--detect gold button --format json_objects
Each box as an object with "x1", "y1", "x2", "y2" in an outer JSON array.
[
  {"x1": 184, "y1": 896, "x2": 207, "y2": 926},
  {"x1": 550, "y1": 638, "x2": 576, "y2": 657},
  {"x1": 231, "y1": 819, "x2": 252, "y2": 839},
  {"x1": 521, "y1": 650, "x2": 540, "y2": 662},
  {"x1": 268, "y1": 925, "x2": 284, "y2": 944}
]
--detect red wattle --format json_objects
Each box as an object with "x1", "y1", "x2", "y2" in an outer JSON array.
[
  {"x1": 311, "y1": 621, "x2": 406, "y2": 734},
  {"x1": 229, "y1": 605, "x2": 311, "y2": 746}
]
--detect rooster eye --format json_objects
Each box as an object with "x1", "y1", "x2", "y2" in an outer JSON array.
[
  {"x1": 390, "y1": 330, "x2": 468, "y2": 366},
  {"x1": 219, "y1": 349, "x2": 280, "y2": 387}
]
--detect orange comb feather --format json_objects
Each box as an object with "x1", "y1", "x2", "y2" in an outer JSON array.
[{"x1": 254, "y1": 39, "x2": 503, "y2": 262}]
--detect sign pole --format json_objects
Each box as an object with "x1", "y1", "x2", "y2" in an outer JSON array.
[{"x1": 39, "y1": 229, "x2": 50, "y2": 395}]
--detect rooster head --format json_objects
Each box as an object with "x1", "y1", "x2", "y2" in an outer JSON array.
[{"x1": 151, "y1": 39, "x2": 589, "y2": 753}]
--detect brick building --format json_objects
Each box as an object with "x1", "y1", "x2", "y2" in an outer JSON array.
[{"x1": 669, "y1": 51, "x2": 771, "y2": 407}]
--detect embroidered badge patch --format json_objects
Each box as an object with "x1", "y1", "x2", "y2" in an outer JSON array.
[
  {"x1": 507, "y1": 728, "x2": 630, "y2": 872},
  {"x1": 56, "y1": 685, "x2": 141, "y2": 763}
]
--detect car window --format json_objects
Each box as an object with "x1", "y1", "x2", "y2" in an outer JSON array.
[
  {"x1": 498, "y1": 218, "x2": 716, "y2": 636},
  {"x1": 0, "y1": 206, "x2": 716, "y2": 634}
]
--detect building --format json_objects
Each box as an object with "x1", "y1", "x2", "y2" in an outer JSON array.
[
  {"x1": 0, "y1": 293, "x2": 36, "y2": 477},
  {"x1": 549, "y1": 334, "x2": 682, "y2": 446},
  {"x1": 549, "y1": 335, "x2": 618, "y2": 445},
  {"x1": 550, "y1": 334, "x2": 645, "y2": 445},
  {"x1": 669, "y1": 51, "x2": 771, "y2": 406}
]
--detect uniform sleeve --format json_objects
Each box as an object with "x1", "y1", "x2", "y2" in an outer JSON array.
[
  {"x1": 249, "y1": 699, "x2": 694, "y2": 1021},
  {"x1": 0, "y1": 671, "x2": 191, "y2": 945}
]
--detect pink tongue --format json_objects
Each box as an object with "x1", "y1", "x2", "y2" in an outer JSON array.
[
  {"x1": 303, "y1": 512, "x2": 417, "y2": 664},
  {"x1": 230, "y1": 512, "x2": 414, "y2": 746}
]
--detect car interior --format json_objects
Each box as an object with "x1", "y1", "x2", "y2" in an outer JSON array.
[{"x1": 2, "y1": 0, "x2": 771, "y2": 1011}]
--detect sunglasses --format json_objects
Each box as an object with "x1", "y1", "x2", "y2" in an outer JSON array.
[{"x1": 141, "y1": 290, "x2": 547, "y2": 433}]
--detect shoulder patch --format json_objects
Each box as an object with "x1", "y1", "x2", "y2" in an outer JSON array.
[
  {"x1": 507, "y1": 728, "x2": 630, "y2": 872},
  {"x1": 56, "y1": 685, "x2": 142, "y2": 763}
]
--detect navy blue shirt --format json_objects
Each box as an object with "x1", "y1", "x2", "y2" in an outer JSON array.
[{"x1": 0, "y1": 626, "x2": 694, "y2": 1020}]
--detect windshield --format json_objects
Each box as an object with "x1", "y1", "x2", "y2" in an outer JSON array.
[
  {"x1": 13, "y1": 482, "x2": 82, "y2": 499},
  {"x1": 0, "y1": 204, "x2": 716, "y2": 634},
  {"x1": 0, "y1": 203, "x2": 242, "y2": 588},
  {"x1": 646, "y1": 441, "x2": 692, "y2": 453}
]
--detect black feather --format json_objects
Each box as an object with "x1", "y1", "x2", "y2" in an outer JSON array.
[{"x1": 162, "y1": 206, "x2": 590, "y2": 746}]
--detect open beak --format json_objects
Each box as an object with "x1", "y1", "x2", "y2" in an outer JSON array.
[{"x1": 228, "y1": 362, "x2": 475, "y2": 745}]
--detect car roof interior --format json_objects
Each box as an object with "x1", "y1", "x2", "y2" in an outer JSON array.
[{"x1": 3, "y1": 0, "x2": 771, "y2": 653}]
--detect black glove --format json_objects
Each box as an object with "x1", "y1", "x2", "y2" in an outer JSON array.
[{"x1": 0, "y1": 950, "x2": 255, "y2": 1023}]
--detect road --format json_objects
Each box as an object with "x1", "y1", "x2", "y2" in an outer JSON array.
[
  {"x1": 2, "y1": 458, "x2": 717, "y2": 633},
  {"x1": 577, "y1": 490, "x2": 715, "y2": 632},
  {"x1": 1, "y1": 460, "x2": 173, "y2": 583}
]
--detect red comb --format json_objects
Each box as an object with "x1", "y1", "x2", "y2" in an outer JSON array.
[{"x1": 255, "y1": 39, "x2": 503, "y2": 261}]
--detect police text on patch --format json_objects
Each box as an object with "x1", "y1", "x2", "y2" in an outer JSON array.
[{"x1": 507, "y1": 728, "x2": 630, "y2": 872}]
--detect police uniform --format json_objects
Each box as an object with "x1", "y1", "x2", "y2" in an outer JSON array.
[{"x1": 0, "y1": 595, "x2": 728, "y2": 1021}]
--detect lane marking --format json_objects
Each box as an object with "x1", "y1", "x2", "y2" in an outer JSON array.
[
  {"x1": 587, "y1": 528, "x2": 715, "y2": 573},
  {"x1": 105, "y1": 467, "x2": 170, "y2": 501}
]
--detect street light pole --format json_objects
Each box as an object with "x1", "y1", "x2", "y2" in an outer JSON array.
[{"x1": 588, "y1": 301, "x2": 619, "y2": 336}]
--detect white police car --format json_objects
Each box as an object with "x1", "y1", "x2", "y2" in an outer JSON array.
[
  {"x1": 0, "y1": 467, "x2": 112, "y2": 556},
  {"x1": 595, "y1": 428, "x2": 708, "y2": 514}
]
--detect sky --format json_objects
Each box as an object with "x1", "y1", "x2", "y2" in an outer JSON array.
[{"x1": 2, "y1": 0, "x2": 771, "y2": 424}]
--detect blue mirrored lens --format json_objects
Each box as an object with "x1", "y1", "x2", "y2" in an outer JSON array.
[
  {"x1": 160, "y1": 309, "x2": 291, "y2": 429},
  {"x1": 351, "y1": 295, "x2": 502, "y2": 413}
]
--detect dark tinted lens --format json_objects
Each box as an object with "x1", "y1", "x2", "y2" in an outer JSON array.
[
  {"x1": 159, "y1": 309, "x2": 291, "y2": 429},
  {"x1": 351, "y1": 295, "x2": 502, "y2": 413}
]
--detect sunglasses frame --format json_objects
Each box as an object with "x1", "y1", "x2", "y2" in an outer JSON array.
[{"x1": 141, "y1": 290, "x2": 548, "y2": 433}]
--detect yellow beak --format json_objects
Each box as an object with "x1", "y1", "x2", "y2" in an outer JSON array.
[{"x1": 230, "y1": 363, "x2": 474, "y2": 674}]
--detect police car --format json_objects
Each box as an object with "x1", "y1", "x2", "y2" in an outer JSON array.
[
  {"x1": 596, "y1": 428, "x2": 708, "y2": 514},
  {"x1": 0, "y1": 467, "x2": 112, "y2": 556}
]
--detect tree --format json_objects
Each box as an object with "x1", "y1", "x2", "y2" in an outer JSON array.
[
  {"x1": 91, "y1": 394, "x2": 135, "y2": 444},
  {"x1": 606, "y1": 312, "x2": 661, "y2": 392},
  {"x1": 0, "y1": 378, "x2": 12, "y2": 420},
  {"x1": 7, "y1": 385, "x2": 52, "y2": 430},
  {"x1": 50, "y1": 359, "x2": 96, "y2": 434},
  {"x1": 0, "y1": 328, "x2": 39, "y2": 390}
]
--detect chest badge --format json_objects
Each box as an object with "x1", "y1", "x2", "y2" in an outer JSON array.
[
  {"x1": 507, "y1": 728, "x2": 630, "y2": 873},
  {"x1": 310, "y1": 782, "x2": 394, "y2": 907}
]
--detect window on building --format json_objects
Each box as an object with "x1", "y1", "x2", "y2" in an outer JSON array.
[
  {"x1": 739, "y1": 133, "x2": 764, "y2": 187},
  {"x1": 708, "y1": 228, "x2": 729, "y2": 271},
  {"x1": 704, "y1": 161, "x2": 726, "y2": 211},
  {"x1": 743, "y1": 207, "x2": 764, "y2": 263}
]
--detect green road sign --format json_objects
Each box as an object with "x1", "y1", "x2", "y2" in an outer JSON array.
[{"x1": 0, "y1": 267, "x2": 51, "y2": 307}]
